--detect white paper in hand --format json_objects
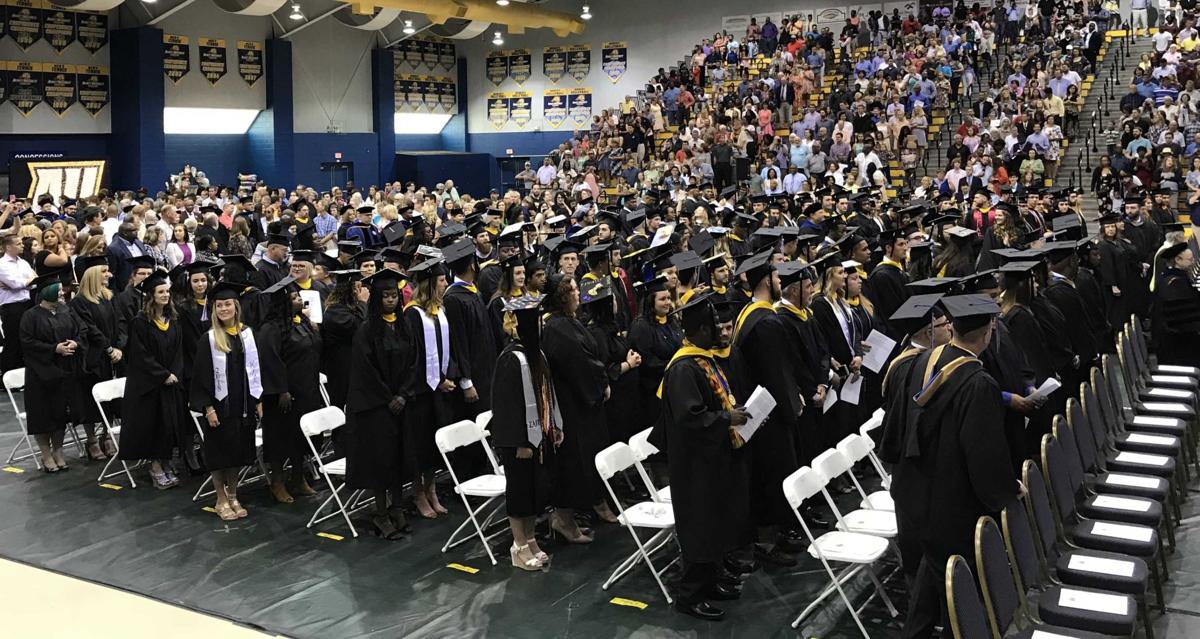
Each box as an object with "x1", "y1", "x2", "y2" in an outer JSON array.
[
  {"x1": 840, "y1": 374, "x2": 863, "y2": 405},
  {"x1": 1028, "y1": 377, "x2": 1061, "y2": 403},
  {"x1": 822, "y1": 388, "x2": 838, "y2": 413},
  {"x1": 861, "y1": 330, "x2": 897, "y2": 373},
  {"x1": 298, "y1": 289, "x2": 323, "y2": 324},
  {"x1": 738, "y1": 386, "x2": 775, "y2": 443}
]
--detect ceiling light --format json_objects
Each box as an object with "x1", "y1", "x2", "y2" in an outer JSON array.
[
  {"x1": 580, "y1": 5, "x2": 591, "y2": 19},
  {"x1": 492, "y1": 31, "x2": 504, "y2": 46},
  {"x1": 496, "y1": 0, "x2": 510, "y2": 5},
  {"x1": 403, "y1": 20, "x2": 415, "y2": 34},
  {"x1": 289, "y1": 3, "x2": 303, "y2": 20},
  {"x1": 142, "y1": 0, "x2": 157, "y2": 4}
]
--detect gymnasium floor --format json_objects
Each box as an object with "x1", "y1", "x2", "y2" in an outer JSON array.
[{"x1": 1, "y1": 398, "x2": 1199, "y2": 638}]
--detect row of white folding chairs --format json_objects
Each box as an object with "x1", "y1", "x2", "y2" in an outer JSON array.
[{"x1": 4, "y1": 367, "x2": 89, "y2": 470}]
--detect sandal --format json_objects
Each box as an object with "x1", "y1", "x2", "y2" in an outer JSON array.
[
  {"x1": 510, "y1": 544, "x2": 545, "y2": 571},
  {"x1": 87, "y1": 442, "x2": 107, "y2": 461},
  {"x1": 101, "y1": 438, "x2": 117, "y2": 457},
  {"x1": 230, "y1": 499, "x2": 248, "y2": 519},
  {"x1": 270, "y1": 481, "x2": 294, "y2": 504},
  {"x1": 215, "y1": 502, "x2": 239, "y2": 521},
  {"x1": 370, "y1": 514, "x2": 405, "y2": 540}
]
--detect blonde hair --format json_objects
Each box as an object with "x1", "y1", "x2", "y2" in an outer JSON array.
[
  {"x1": 411, "y1": 274, "x2": 444, "y2": 314},
  {"x1": 211, "y1": 300, "x2": 243, "y2": 353},
  {"x1": 78, "y1": 266, "x2": 112, "y2": 303},
  {"x1": 78, "y1": 234, "x2": 106, "y2": 257}
]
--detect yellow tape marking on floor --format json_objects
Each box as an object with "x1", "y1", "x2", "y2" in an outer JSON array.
[
  {"x1": 99, "y1": 483, "x2": 122, "y2": 490},
  {"x1": 3, "y1": 466, "x2": 24, "y2": 474},
  {"x1": 610, "y1": 597, "x2": 648, "y2": 610},
  {"x1": 201, "y1": 506, "x2": 216, "y2": 513},
  {"x1": 316, "y1": 532, "x2": 344, "y2": 541},
  {"x1": 447, "y1": 563, "x2": 479, "y2": 574}
]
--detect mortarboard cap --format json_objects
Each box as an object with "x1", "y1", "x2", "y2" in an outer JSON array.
[
  {"x1": 939, "y1": 293, "x2": 1001, "y2": 332},
  {"x1": 775, "y1": 260, "x2": 811, "y2": 287},
  {"x1": 634, "y1": 274, "x2": 671, "y2": 297},
  {"x1": 382, "y1": 222, "x2": 407, "y2": 246},
  {"x1": 361, "y1": 268, "x2": 403, "y2": 290},
  {"x1": 210, "y1": 280, "x2": 248, "y2": 302},
  {"x1": 670, "y1": 250, "x2": 703, "y2": 272},
  {"x1": 907, "y1": 277, "x2": 960, "y2": 294},
  {"x1": 1161, "y1": 241, "x2": 1190, "y2": 261},
  {"x1": 579, "y1": 275, "x2": 614, "y2": 305},
  {"x1": 407, "y1": 257, "x2": 445, "y2": 282},
  {"x1": 127, "y1": 255, "x2": 157, "y2": 271},
  {"x1": 671, "y1": 290, "x2": 717, "y2": 332},
  {"x1": 888, "y1": 293, "x2": 945, "y2": 335},
  {"x1": 261, "y1": 275, "x2": 297, "y2": 296},
  {"x1": 442, "y1": 238, "x2": 478, "y2": 265},
  {"x1": 75, "y1": 254, "x2": 109, "y2": 274}
]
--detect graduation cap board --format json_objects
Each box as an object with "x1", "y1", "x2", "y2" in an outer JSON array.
[
  {"x1": 650, "y1": 222, "x2": 676, "y2": 249},
  {"x1": 579, "y1": 275, "x2": 614, "y2": 305},
  {"x1": 939, "y1": 293, "x2": 1001, "y2": 332},
  {"x1": 442, "y1": 238, "x2": 477, "y2": 265},
  {"x1": 362, "y1": 268, "x2": 404, "y2": 290},
  {"x1": 889, "y1": 293, "x2": 945, "y2": 335}
]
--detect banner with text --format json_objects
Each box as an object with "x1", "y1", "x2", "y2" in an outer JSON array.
[
  {"x1": 566, "y1": 44, "x2": 590, "y2": 83},
  {"x1": 509, "y1": 90, "x2": 532, "y2": 128},
  {"x1": 7, "y1": 60, "x2": 42, "y2": 115},
  {"x1": 198, "y1": 38, "x2": 227, "y2": 85},
  {"x1": 486, "y1": 92, "x2": 510, "y2": 129},
  {"x1": 508, "y1": 48, "x2": 531, "y2": 85},
  {"x1": 42, "y1": 61, "x2": 74, "y2": 115},
  {"x1": 76, "y1": 10, "x2": 106, "y2": 53},
  {"x1": 163, "y1": 34, "x2": 189, "y2": 84},
  {"x1": 76, "y1": 64, "x2": 107, "y2": 116},
  {"x1": 6, "y1": 0, "x2": 42, "y2": 51},
  {"x1": 543, "y1": 88, "x2": 568, "y2": 128},
  {"x1": 543, "y1": 46, "x2": 566, "y2": 83},
  {"x1": 485, "y1": 50, "x2": 508, "y2": 86},
  {"x1": 237, "y1": 40, "x2": 262, "y2": 86},
  {"x1": 41, "y1": 5, "x2": 73, "y2": 52},
  {"x1": 568, "y1": 87, "x2": 592, "y2": 128},
  {"x1": 601, "y1": 41, "x2": 627, "y2": 83}
]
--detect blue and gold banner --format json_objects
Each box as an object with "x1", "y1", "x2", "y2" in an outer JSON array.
[
  {"x1": 543, "y1": 46, "x2": 566, "y2": 84},
  {"x1": 162, "y1": 34, "x2": 190, "y2": 84},
  {"x1": 486, "y1": 91, "x2": 510, "y2": 129},
  {"x1": 76, "y1": 64, "x2": 107, "y2": 117},
  {"x1": 437, "y1": 77, "x2": 456, "y2": 113},
  {"x1": 485, "y1": 50, "x2": 508, "y2": 86},
  {"x1": 42, "y1": 61, "x2": 74, "y2": 115},
  {"x1": 543, "y1": 88, "x2": 568, "y2": 128},
  {"x1": 237, "y1": 40, "x2": 263, "y2": 86},
  {"x1": 197, "y1": 38, "x2": 227, "y2": 85},
  {"x1": 6, "y1": 0, "x2": 43, "y2": 52},
  {"x1": 508, "y1": 48, "x2": 531, "y2": 85},
  {"x1": 76, "y1": 10, "x2": 107, "y2": 53},
  {"x1": 42, "y1": 5, "x2": 74, "y2": 52},
  {"x1": 566, "y1": 44, "x2": 590, "y2": 83},
  {"x1": 7, "y1": 60, "x2": 42, "y2": 116},
  {"x1": 601, "y1": 41, "x2": 627, "y2": 83},
  {"x1": 419, "y1": 39, "x2": 439, "y2": 71},
  {"x1": 420, "y1": 75, "x2": 440, "y2": 111},
  {"x1": 568, "y1": 87, "x2": 592, "y2": 128},
  {"x1": 509, "y1": 90, "x2": 532, "y2": 128},
  {"x1": 438, "y1": 40, "x2": 456, "y2": 71}
]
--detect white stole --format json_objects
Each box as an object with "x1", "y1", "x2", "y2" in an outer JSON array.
[
  {"x1": 208, "y1": 327, "x2": 263, "y2": 402},
  {"x1": 415, "y1": 306, "x2": 451, "y2": 390}
]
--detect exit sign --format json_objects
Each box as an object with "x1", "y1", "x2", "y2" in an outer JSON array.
[{"x1": 334, "y1": 152, "x2": 342, "y2": 160}]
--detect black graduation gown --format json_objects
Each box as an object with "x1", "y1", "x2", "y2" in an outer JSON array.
[
  {"x1": 715, "y1": 346, "x2": 753, "y2": 547},
  {"x1": 812, "y1": 296, "x2": 866, "y2": 448},
  {"x1": 189, "y1": 329, "x2": 259, "y2": 470},
  {"x1": 586, "y1": 320, "x2": 641, "y2": 443},
  {"x1": 542, "y1": 314, "x2": 610, "y2": 509},
  {"x1": 177, "y1": 298, "x2": 210, "y2": 387},
  {"x1": 657, "y1": 355, "x2": 737, "y2": 563},
  {"x1": 1152, "y1": 268, "x2": 1200, "y2": 367},
  {"x1": 346, "y1": 318, "x2": 415, "y2": 490},
  {"x1": 68, "y1": 294, "x2": 121, "y2": 422},
  {"x1": 848, "y1": 300, "x2": 884, "y2": 422},
  {"x1": 19, "y1": 305, "x2": 89, "y2": 434},
  {"x1": 402, "y1": 305, "x2": 459, "y2": 475},
  {"x1": 320, "y1": 302, "x2": 365, "y2": 410},
  {"x1": 257, "y1": 318, "x2": 323, "y2": 464},
  {"x1": 627, "y1": 316, "x2": 684, "y2": 430},
  {"x1": 1099, "y1": 238, "x2": 1139, "y2": 331},
  {"x1": 1041, "y1": 277, "x2": 1099, "y2": 370},
  {"x1": 778, "y1": 303, "x2": 833, "y2": 460},
  {"x1": 476, "y1": 263, "x2": 503, "y2": 306},
  {"x1": 443, "y1": 282, "x2": 499, "y2": 420},
  {"x1": 865, "y1": 262, "x2": 910, "y2": 339},
  {"x1": 882, "y1": 344, "x2": 1017, "y2": 564},
  {"x1": 734, "y1": 304, "x2": 802, "y2": 525},
  {"x1": 253, "y1": 258, "x2": 290, "y2": 290},
  {"x1": 981, "y1": 320, "x2": 1037, "y2": 473},
  {"x1": 1076, "y1": 266, "x2": 1114, "y2": 353},
  {"x1": 112, "y1": 287, "x2": 142, "y2": 351},
  {"x1": 490, "y1": 343, "x2": 557, "y2": 517},
  {"x1": 118, "y1": 315, "x2": 189, "y2": 460}
]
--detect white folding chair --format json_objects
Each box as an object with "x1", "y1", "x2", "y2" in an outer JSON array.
[
  {"x1": 836, "y1": 434, "x2": 895, "y2": 512},
  {"x1": 857, "y1": 411, "x2": 892, "y2": 491},
  {"x1": 300, "y1": 406, "x2": 360, "y2": 538},
  {"x1": 436, "y1": 419, "x2": 508, "y2": 565},
  {"x1": 628, "y1": 428, "x2": 671, "y2": 503},
  {"x1": 93, "y1": 378, "x2": 138, "y2": 487},
  {"x1": 318, "y1": 372, "x2": 331, "y2": 407},
  {"x1": 3, "y1": 368, "x2": 38, "y2": 469},
  {"x1": 190, "y1": 411, "x2": 270, "y2": 502},
  {"x1": 595, "y1": 442, "x2": 677, "y2": 603},
  {"x1": 782, "y1": 466, "x2": 894, "y2": 638}
]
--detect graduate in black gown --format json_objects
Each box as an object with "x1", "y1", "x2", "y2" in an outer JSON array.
[
  {"x1": 627, "y1": 274, "x2": 684, "y2": 434},
  {"x1": 346, "y1": 269, "x2": 416, "y2": 540},
  {"x1": 287, "y1": 249, "x2": 330, "y2": 310},
  {"x1": 190, "y1": 281, "x2": 262, "y2": 521},
  {"x1": 490, "y1": 294, "x2": 563, "y2": 570},
  {"x1": 541, "y1": 273, "x2": 614, "y2": 540},
  {"x1": 256, "y1": 275, "x2": 323, "y2": 503},
  {"x1": 1041, "y1": 241, "x2": 1100, "y2": 382},
  {"x1": 118, "y1": 271, "x2": 189, "y2": 490},
  {"x1": 654, "y1": 291, "x2": 751, "y2": 621},
  {"x1": 441, "y1": 238, "x2": 499, "y2": 423},
  {"x1": 320, "y1": 270, "x2": 367, "y2": 412},
  {"x1": 1075, "y1": 239, "x2": 1115, "y2": 353},
  {"x1": 113, "y1": 255, "x2": 155, "y2": 355},
  {"x1": 1152, "y1": 242, "x2": 1200, "y2": 366},
  {"x1": 253, "y1": 232, "x2": 291, "y2": 291},
  {"x1": 486, "y1": 254, "x2": 527, "y2": 348},
  {"x1": 879, "y1": 294, "x2": 1019, "y2": 639},
  {"x1": 865, "y1": 228, "x2": 911, "y2": 339},
  {"x1": 402, "y1": 257, "x2": 457, "y2": 520},
  {"x1": 1098, "y1": 215, "x2": 1140, "y2": 335},
  {"x1": 68, "y1": 255, "x2": 122, "y2": 461},
  {"x1": 171, "y1": 260, "x2": 215, "y2": 474},
  {"x1": 20, "y1": 271, "x2": 89, "y2": 473},
  {"x1": 581, "y1": 276, "x2": 643, "y2": 444}
]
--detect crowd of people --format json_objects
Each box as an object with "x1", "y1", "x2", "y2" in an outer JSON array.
[{"x1": 3, "y1": 2, "x2": 1200, "y2": 636}]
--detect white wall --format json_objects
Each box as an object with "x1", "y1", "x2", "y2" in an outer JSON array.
[
  {"x1": 156, "y1": 2, "x2": 271, "y2": 110},
  {"x1": 290, "y1": 19, "x2": 380, "y2": 133}
]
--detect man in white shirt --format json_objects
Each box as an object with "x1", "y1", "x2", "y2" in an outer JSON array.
[
  {"x1": 1152, "y1": 28, "x2": 1175, "y2": 54},
  {"x1": 0, "y1": 234, "x2": 34, "y2": 372},
  {"x1": 535, "y1": 157, "x2": 558, "y2": 186},
  {"x1": 782, "y1": 165, "x2": 808, "y2": 194}
]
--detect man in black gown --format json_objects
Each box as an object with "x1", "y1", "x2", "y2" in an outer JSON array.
[
  {"x1": 865, "y1": 228, "x2": 911, "y2": 339},
  {"x1": 441, "y1": 238, "x2": 499, "y2": 424},
  {"x1": 254, "y1": 233, "x2": 291, "y2": 290},
  {"x1": 879, "y1": 294, "x2": 1019, "y2": 639}
]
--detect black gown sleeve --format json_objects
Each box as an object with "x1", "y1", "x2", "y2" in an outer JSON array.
[
  {"x1": 542, "y1": 318, "x2": 608, "y2": 405},
  {"x1": 489, "y1": 350, "x2": 530, "y2": 448},
  {"x1": 189, "y1": 334, "x2": 217, "y2": 413},
  {"x1": 255, "y1": 322, "x2": 289, "y2": 395},
  {"x1": 129, "y1": 318, "x2": 173, "y2": 384}
]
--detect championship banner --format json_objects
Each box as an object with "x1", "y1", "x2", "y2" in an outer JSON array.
[
  {"x1": 76, "y1": 10, "x2": 107, "y2": 53},
  {"x1": 543, "y1": 46, "x2": 566, "y2": 83},
  {"x1": 486, "y1": 91, "x2": 510, "y2": 129},
  {"x1": 420, "y1": 75, "x2": 440, "y2": 111},
  {"x1": 6, "y1": 0, "x2": 43, "y2": 51},
  {"x1": 508, "y1": 48, "x2": 531, "y2": 85},
  {"x1": 420, "y1": 39, "x2": 439, "y2": 71},
  {"x1": 568, "y1": 87, "x2": 592, "y2": 128},
  {"x1": 438, "y1": 40, "x2": 455, "y2": 71},
  {"x1": 198, "y1": 38, "x2": 227, "y2": 85},
  {"x1": 42, "y1": 5, "x2": 74, "y2": 52},
  {"x1": 543, "y1": 88, "x2": 568, "y2": 128},
  {"x1": 437, "y1": 77, "x2": 456, "y2": 113},
  {"x1": 7, "y1": 61, "x2": 43, "y2": 116},
  {"x1": 42, "y1": 62, "x2": 74, "y2": 115},
  {"x1": 566, "y1": 44, "x2": 590, "y2": 83},
  {"x1": 76, "y1": 64, "x2": 107, "y2": 116},
  {"x1": 509, "y1": 90, "x2": 532, "y2": 128},
  {"x1": 402, "y1": 73, "x2": 423, "y2": 111},
  {"x1": 402, "y1": 38, "x2": 422, "y2": 68},
  {"x1": 601, "y1": 41, "x2": 628, "y2": 83},
  {"x1": 392, "y1": 71, "x2": 409, "y2": 112},
  {"x1": 163, "y1": 34, "x2": 190, "y2": 84},
  {"x1": 485, "y1": 50, "x2": 508, "y2": 86},
  {"x1": 237, "y1": 40, "x2": 263, "y2": 86}
]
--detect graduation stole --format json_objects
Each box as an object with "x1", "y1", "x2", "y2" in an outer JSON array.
[
  {"x1": 513, "y1": 349, "x2": 563, "y2": 450},
  {"x1": 875, "y1": 258, "x2": 905, "y2": 272},
  {"x1": 296, "y1": 279, "x2": 312, "y2": 290},
  {"x1": 733, "y1": 300, "x2": 775, "y2": 342},
  {"x1": 405, "y1": 301, "x2": 451, "y2": 390},
  {"x1": 657, "y1": 342, "x2": 741, "y2": 448},
  {"x1": 881, "y1": 346, "x2": 924, "y2": 393},
  {"x1": 775, "y1": 298, "x2": 811, "y2": 321},
  {"x1": 450, "y1": 280, "x2": 478, "y2": 295},
  {"x1": 913, "y1": 344, "x2": 980, "y2": 408},
  {"x1": 208, "y1": 327, "x2": 263, "y2": 402}
]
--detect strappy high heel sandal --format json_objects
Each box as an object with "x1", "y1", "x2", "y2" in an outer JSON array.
[{"x1": 510, "y1": 544, "x2": 545, "y2": 571}]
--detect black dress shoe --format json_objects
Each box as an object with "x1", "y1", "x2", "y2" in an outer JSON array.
[
  {"x1": 707, "y1": 582, "x2": 742, "y2": 600},
  {"x1": 802, "y1": 508, "x2": 832, "y2": 528},
  {"x1": 724, "y1": 557, "x2": 758, "y2": 574},
  {"x1": 675, "y1": 601, "x2": 725, "y2": 621},
  {"x1": 754, "y1": 544, "x2": 798, "y2": 567}
]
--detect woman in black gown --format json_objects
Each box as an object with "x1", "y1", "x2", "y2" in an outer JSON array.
[
  {"x1": 1151, "y1": 242, "x2": 1200, "y2": 366},
  {"x1": 402, "y1": 258, "x2": 456, "y2": 520},
  {"x1": 626, "y1": 275, "x2": 684, "y2": 436},
  {"x1": 346, "y1": 269, "x2": 415, "y2": 539},
  {"x1": 580, "y1": 276, "x2": 642, "y2": 444},
  {"x1": 68, "y1": 255, "x2": 121, "y2": 461},
  {"x1": 843, "y1": 264, "x2": 883, "y2": 425},
  {"x1": 811, "y1": 259, "x2": 864, "y2": 450},
  {"x1": 172, "y1": 260, "x2": 214, "y2": 474},
  {"x1": 487, "y1": 255, "x2": 526, "y2": 347},
  {"x1": 20, "y1": 271, "x2": 89, "y2": 473},
  {"x1": 541, "y1": 274, "x2": 613, "y2": 541},
  {"x1": 999, "y1": 264, "x2": 1057, "y2": 457},
  {"x1": 491, "y1": 294, "x2": 563, "y2": 570},
  {"x1": 1098, "y1": 214, "x2": 1140, "y2": 338},
  {"x1": 320, "y1": 270, "x2": 367, "y2": 413},
  {"x1": 190, "y1": 282, "x2": 261, "y2": 521},
  {"x1": 257, "y1": 276, "x2": 323, "y2": 503},
  {"x1": 117, "y1": 271, "x2": 189, "y2": 489}
]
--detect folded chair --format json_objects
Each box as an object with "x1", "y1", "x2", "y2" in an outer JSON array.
[
  {"x1": 92, "y1": 377, "x2": 137, "y2": 487},
  {"x1": 300, "y1": 406, "x2": 360, "y2": 538},
  {"x1": 595, "y1": 442, "x2": 677, "y2": 603},
  {"x1": 435, "y1": 419, "x2": 507, "y2": 565},
  {"x1": 3, "y1": 367, "x2": 38, "y2": 470},
  {"x1": 628, "y1": 427, "x2": 670, "y2": 503},
  {"x1": 835, "y1": 433, "x2": 894, "y2": 512}
]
